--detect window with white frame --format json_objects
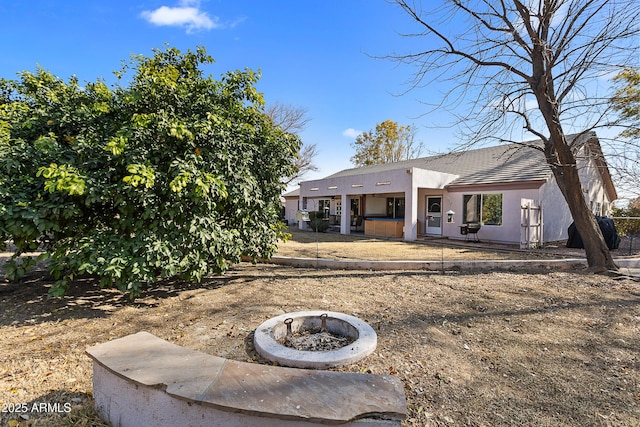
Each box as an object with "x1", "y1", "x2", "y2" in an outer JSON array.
[
  {"x1": 594, "y1": 202, "x2": 602, "y2": 216},
  {"x1": 463, "y1": 193, "x2": 503, "y2": 225}
]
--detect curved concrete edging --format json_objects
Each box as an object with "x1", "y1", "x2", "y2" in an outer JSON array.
[
  {"x1": 263, "y1": 256, "x2": 640, "y2": 272},
  {"x1": 86, "y1": 332, "x2": 406, "y2": 427}
]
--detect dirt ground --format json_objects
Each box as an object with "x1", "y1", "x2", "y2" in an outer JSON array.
[
  {"x1": 1, "y1": 233, "x2": 639, "y2": 426},
  {"x1": 275, "y1": 227, "x2": 640, "y2": 260}
]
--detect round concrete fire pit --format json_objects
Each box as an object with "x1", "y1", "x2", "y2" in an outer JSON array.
[{"x1": 253, "y1": 311, "x2": 377, "y2": 369}]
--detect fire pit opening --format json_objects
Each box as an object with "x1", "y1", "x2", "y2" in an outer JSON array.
[
  {"x1": 253, "y1": 311, "x2": 377, "y2": 369},
  {"x1": 277, "y1": 313, "x2": 357, "y2": 351}
]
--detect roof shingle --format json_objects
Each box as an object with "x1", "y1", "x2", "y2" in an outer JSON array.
[{"x1": 326, "y1": 143, "x2": 551, "y2": 186}]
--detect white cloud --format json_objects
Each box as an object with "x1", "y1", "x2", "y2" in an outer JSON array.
[
  {"x1": 141, "y1": 0, "x2": 219, "y2": 33},
  {"x1": 342, "y1": 128, "x2": 362, "y2": 138}
]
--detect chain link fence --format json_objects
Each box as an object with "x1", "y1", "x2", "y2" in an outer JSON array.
[{"x1": 611, "y1": 217, "x2": 640, "y2": 256}]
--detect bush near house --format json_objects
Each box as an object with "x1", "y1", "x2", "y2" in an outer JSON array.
[
  {"x1": 611, "y1": 206, "x2": 640, "y2": 254},
  {"x1": 612, "y1": 207, "x2": 640, "y2": 236},
  {"x1": 307, "y1": 211, "x2": 330, "y2": 233}
]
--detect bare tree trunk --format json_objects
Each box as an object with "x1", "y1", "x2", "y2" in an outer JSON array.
[
  {"x1": 545, "y1": 132, "x2": 618, "y2": 272},
  {"x1": 531, "y1": 38, "x2": 617, "y2": 271},
  {"x1": 386, "y1": 0, "x2": 638, "y2": 271},
  {"x1": 549, "y1": 139, "x2": 617, "y2": 271}
]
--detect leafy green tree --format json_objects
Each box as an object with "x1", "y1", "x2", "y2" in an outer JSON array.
[
  {"x1": 611, "y1": 67, "x2": 640, "y2": 139},
  {"x1": 0, "y1": 46, "x2": 300, "y2": 297},
  {"x1": 611, "y1": 205, "x2": 640, "y2": 255},
  {"x1": 608, "y1": 67, "x2": 640, "y2": 198},
  {"x1": 612, "y1": 206, "x2": 640, "y2": 235},
  {"x1": 351, "y1": 120, "x2": 422, "y2": 167}
]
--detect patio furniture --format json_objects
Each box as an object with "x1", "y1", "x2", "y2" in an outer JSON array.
[{"x1": 351, "y1": 216, "x2": 363, "y2": 232}]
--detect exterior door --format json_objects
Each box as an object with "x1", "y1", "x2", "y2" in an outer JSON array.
[{"x1": 426, "y1": 196, "x2": 442, "y2": 235}]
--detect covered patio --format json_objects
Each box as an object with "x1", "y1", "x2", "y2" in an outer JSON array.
[{"x1": 298, "y1": 167, "x2": 458, "y2": 241}]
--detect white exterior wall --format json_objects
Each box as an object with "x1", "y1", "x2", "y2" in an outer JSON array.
[
  {"x1": 539, "y1": 176, "x2": 572, "y2": 242},
  {"x1": 283, "y1": 198, "x2": 299, "y2": 225},
  {"x1": 539, "y1": 146, "x2": 616, "y2": 242},
  {"x1": 578, "y1": 151, "x2": 611, "y2": 216},
  {"x1": 300, "y1": 169, "x2": 414, "y2": 198},
  {"x1": 443, "y1": 185, "x2": 542, "y2": 244},
  {"x1": 298, "y1": 168, "x2": 458, "y2": 241}
]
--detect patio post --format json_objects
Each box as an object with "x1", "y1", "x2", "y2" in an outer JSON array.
[
  {"x1": 340, "y1": 193, "x2": 350, "y2": 235},
  {"x1": 404, "y1": 182, "x2": 418, "y2": 241}
]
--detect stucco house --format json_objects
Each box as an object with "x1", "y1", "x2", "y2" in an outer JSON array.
[{"x1": 283, "y1": 132, "x2": 617, "y2": 247}]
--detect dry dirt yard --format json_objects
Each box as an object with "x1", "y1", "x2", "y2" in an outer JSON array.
[
  {"x1": 272, "y1": 228, "x2": 590, "y2": 261},
  {"x1": 1, "y1": 234, "x2": 639, "y2": 426}
]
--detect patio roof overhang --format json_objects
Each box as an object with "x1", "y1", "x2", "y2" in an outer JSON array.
[{"x1": 299, "y1": 167, "x2": 459, "y2": 198}]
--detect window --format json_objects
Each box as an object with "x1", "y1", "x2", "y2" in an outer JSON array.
[
  {"x1": 463, "y1": 193, "x2": 502, "y2": 225},
  {"x1": 318, "y1": 199, "x2": 330, "y2": 219},
  {"x1": 350, "y1": 198, "x2": 360, "y2": 217},
  {"x1": 594, "y1": 202, "x2": 602, "y2": 216},
  {"x1": 386, "y1": 197, "x2": 405, "y2": 218}
]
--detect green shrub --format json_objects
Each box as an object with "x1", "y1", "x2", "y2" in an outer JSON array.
[
  {"x1": 0, "y1": 46, "x2": 300, "y2": 297},
  {"x1": 611, "y1": 207, "x2": 640, "y2": 237},
  {"x1": 308, "y1": 211, "x2": 330, "y2": 233}
]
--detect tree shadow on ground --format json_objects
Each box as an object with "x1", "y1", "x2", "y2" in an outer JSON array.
[
  {"x1": 354, "y1": 292, "x2": 640, "y2": 426},
  {"x1": 2, "y1": 263, "x2": 638, "y2": 328},
  {"x1": 0, "y1": 266, "x2": 246, "y2": 327}
]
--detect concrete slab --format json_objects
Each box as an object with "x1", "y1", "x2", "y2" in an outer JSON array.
[
  {"x1": 202, "y1": 360, "x2": 405, "y2": 423},
  {"x1": 86, "y1": 331, "x2": 227, "y2": 399},
  {"x1": 265, "y1": 255, "x2": 640, "y2": 272}
]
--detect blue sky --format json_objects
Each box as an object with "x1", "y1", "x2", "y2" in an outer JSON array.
[
  {"x1": 1, "y1": 0, "x2": 630, "y2": 193},
  {"x1": 0, "y1": 0, "x2": 460, "y2": 184}
]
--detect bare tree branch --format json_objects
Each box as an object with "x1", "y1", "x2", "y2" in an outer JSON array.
[
  {"x1": 264, "y1": 101, "x2": 318, "y2": 184},
  {"x1": 265, "y1": 102, "x2": 311, "y2": 134},
  {"x1": 386, "y1": 0, "x2": 640, "y2": 270}
]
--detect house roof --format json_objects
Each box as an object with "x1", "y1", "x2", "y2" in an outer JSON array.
[
  {"x1": 282, "y1": 188, "x2": 300, "y2": 198},
  {"x1": 326, "y1": 142, "x2": 552, "y2": 186},
  {"x1": 294, "y1": 133, "x2": 617, "y2": 201}
]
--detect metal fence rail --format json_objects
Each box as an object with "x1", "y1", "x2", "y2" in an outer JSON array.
[{"x1": 611, "y1": 217, "x2": 640, "y2": 255}]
